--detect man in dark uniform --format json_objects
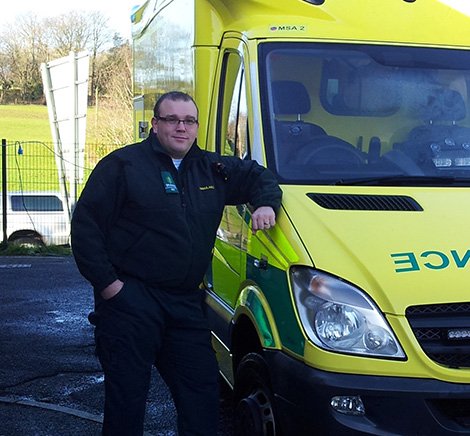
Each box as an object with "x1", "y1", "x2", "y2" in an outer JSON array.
[{"x1": 71, "y1": 91, "x2": 282, "y2": 436}]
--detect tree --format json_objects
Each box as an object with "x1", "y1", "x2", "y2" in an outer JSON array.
[
  {"x1": 46, "y1": 10, "x2": 112, "y2": 104},
  {"x1": 87, "y1": 11, "x2": 113, "y2": 105},
  {"x1": 0, "y1": 10, "x2": 116, "y2": 103},
  {"x1": 91, "y1": 41, "x2": 133, "y2": 145},
  {"x1": 0, "y1": 10, "x2": 133, "y2": 144},
  {"x1": 0, "y1": 48, "x2": 13, "y2": 103},
  {"x1": 0, "y1": 13, "x2": 49, "y2": 102},
  {"x1": 46, "y1": 11, "x2": 91, "y2": 57}
]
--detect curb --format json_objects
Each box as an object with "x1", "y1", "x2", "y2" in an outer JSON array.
[{"x1": 0, "y1": 396, "x2": 156, "y2": 435}]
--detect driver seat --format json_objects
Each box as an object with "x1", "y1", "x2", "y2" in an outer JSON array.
[{"x1": 272, "y1": 80, "x2": 326, "y2": 164}]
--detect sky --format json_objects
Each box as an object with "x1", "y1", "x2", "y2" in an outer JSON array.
[{"x1": 0, "y1": 0, "x2": 142, "y2": 39}]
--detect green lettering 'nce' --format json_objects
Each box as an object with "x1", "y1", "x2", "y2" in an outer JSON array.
[{"x1": 391, "y1": 249, "x2": 470, "y2": 273}]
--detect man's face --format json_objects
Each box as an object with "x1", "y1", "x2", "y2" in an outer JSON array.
[{"x1": 151, "y1": 99, "x2": 198, "y2": 159}]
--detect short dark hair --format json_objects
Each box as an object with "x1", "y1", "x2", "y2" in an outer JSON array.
[{"x1": 153, "y1": 91, "x2": 198, "y2": 117}]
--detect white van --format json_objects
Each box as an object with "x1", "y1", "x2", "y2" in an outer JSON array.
[{"x1": 0, "y1": 191, "x2": 70, "y2": 246}]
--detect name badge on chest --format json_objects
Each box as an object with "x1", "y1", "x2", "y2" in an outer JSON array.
[{"x1": 161, "y1": 171, "x2": 179, "y2": 194}]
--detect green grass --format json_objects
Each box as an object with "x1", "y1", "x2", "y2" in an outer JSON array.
[
  {"x1": 0, "y1": 241, "x2": 72, "y2": 256},
  {"x1": 0, "y1": 105, "x2": 65, "y2": 190},
  {"x1": 0, "y1": 104, "x2": 112, "y2": 143},
  {"x1": 0, "y1": 105, "x2": 53, "y2": 142},
  {"x1": 0, "y1": 104, "x2": 116, "y2": 192},
  {"x1": 6, "y1": 145, "x2": 63, "y2": 191}
]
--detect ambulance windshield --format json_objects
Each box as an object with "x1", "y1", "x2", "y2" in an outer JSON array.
[{"x1": 260, "y1": 43, "x2": 470, "y2": 185}]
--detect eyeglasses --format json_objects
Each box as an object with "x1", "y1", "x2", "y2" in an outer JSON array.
[{"x1": 156, "y1": 116, "x2": 198, "y2": 126}]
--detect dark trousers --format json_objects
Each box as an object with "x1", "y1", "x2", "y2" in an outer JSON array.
[{"x1": 94, "y1": 277, "x2": 219, "y2": 436}]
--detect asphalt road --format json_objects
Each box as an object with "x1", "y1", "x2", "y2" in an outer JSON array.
[{"x1": 0, "y1": 255, "x2": 233, "y2": 436}]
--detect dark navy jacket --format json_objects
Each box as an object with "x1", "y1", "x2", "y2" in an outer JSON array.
[{"x1": 71, "y1": 132, "x2": 282, "y2": 292}]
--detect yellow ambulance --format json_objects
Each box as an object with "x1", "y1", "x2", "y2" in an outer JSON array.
[{"x1": 132, "y1": 0, "x2": 470, "y2": 433}]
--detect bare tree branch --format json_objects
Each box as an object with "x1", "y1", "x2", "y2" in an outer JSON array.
[{"x1": 0, "y1": 10, "x2": 133, "y2": 144}]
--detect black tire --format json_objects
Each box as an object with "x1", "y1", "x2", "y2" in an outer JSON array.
[
  {"x1": 233, "y1": 353, "x2": 278, "y2": 436},
  {"x1": 10, "y1": 235, "x2": 44, "y2": 248}
]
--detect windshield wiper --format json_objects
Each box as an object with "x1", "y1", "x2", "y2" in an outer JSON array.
[{"x1": 334, "y1": 175, "x2": 470, "y2": 186}]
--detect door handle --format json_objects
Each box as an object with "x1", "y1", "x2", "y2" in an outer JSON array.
[{"x1": 253, "y1": 256, "x2": 268, "y2": 270}]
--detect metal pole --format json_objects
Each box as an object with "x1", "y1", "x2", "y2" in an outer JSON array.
[
  {"x1": 72, "y1": 51, "x2": 79, "y2": 211},
  {"x1": 1, "y1": 139, "x2": 7, "y2": 246}
]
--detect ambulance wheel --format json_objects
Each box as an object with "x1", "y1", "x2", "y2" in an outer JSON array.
[
  {"x1": 234, "y1": 353, "x2": 278, "y2": 436},
  {"x1": 10, "y1": 235, "x2": 44, "y2": 248}
]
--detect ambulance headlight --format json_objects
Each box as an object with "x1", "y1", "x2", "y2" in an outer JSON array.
[{"x1": 291, "y1": 267, "x2": 405, "y2": 359}]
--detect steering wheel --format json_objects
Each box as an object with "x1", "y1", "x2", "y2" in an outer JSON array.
[{"x1": 296, "y1": 135, "x2": 365, "y2": 166}]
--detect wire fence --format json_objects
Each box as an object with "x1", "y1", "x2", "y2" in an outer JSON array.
[{"x1": 0, "y1": 139, "x2": 126, "y2": 246}]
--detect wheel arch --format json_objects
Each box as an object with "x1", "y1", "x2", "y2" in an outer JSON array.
[
  {"x1": 232, "y1": 284, "x2": 281, "y2": 373},
  {"x1": 8, "y1": 229, "x2": 44, "y2": 245}
]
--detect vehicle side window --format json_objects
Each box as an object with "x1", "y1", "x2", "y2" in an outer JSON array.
[
  {"x1": 10, "y1": 195, "x2": 63, "y2": 212},
  {"x1": 217, "y1": 51, "x2": 249, "y2": 159}
]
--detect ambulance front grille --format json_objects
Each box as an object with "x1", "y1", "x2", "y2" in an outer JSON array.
[
  {"x1": 406, "y1": 303, "x2": 470, "y2": 368},
  {"x1": 429, "y1": 399, "x2": 470, "y2": 428},
  {"x1": 307, "y1": 193, "x2": 423, "y2": 211}
]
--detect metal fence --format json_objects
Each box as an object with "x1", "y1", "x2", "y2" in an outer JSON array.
[{"x1": 1, "y1": 139, "x2": 125, "y2": 246}]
